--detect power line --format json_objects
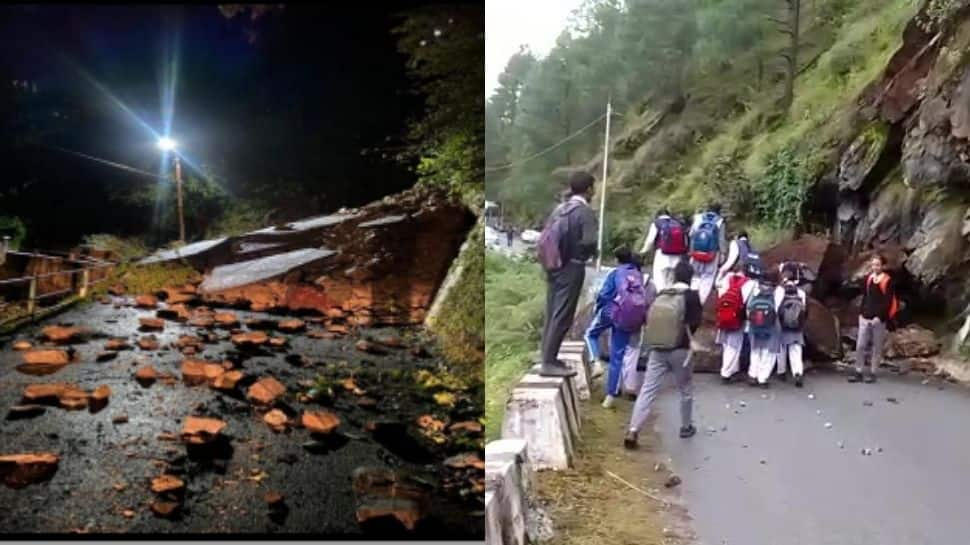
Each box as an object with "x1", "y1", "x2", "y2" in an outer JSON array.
[
  {"x1": 483, "y1": 111, "x2": 610, "y2": 173},
  {"x1": 38, "y1": 143, "x2": 173, "y2": 182}
]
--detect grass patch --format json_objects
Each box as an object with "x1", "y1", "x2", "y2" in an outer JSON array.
[
  {"x1": 484, "y1": 251, "x2": 545, "y2": 440},
  {"x1": 82, "y1": 234, "x2": 150, "y2": 262},
  {"x1": 430, "y1": 221, "x2": 485, "y2": 373},
  {"x1": 92, "y1": 262, "x2": 202, "y2": 298}
]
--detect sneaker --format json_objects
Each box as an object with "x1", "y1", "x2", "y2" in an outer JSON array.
[
  {"x1": 864, "y1": 373, "x2": 877, "y2": 384},
  {"x1": 623, "y1": 430, "x2": 638, "y2": 449},
  {"x1": 602, "y1": 395, "x2": 616, "y2": 409},
  {"x1": 794, "y1": 375, "x2": 804, "y2": 388},
  {"x1": 721, "y1": 375, "x2": 732, "y2": 385},
  {"x1": 748, "y1": 377, "x2": 759, "y2": 387},
  {"x1": 848, "y1": 372, "x2": 864, "y2": 383},
  {"x1": 759, "y1": 381, "x2": 770, "y2": 389},
  {"x1": 778, "y1": 373, "x2": 788, "y2": 382},
  {"x1": 538, "y1": 361, "x2": 577, "y2": 378},
  {"x1": 679, "y1": 424, "x2": 697, "y2": 438},
  {"x1": 590, "y1": 360, "x2": 605, "y2": 380}
]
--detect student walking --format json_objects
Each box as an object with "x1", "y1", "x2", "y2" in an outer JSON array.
[
  {"x1": 584, "y1": 247, "x2": 654, "y2": 408},
  {"x1": 717, "y1": 231, "x2": 762, "y2": 283},
  {"x1": 641, "y1": 208, "x2": 689, "y2": 291},
  {"x1": 775, "y1": 266, "x2": 808, "y2": 387},
  {"x1": 850, "y1": 253, "x2": 898, "y2": 383},
  {"x1": 689, "y1": 203, "x2": 727, "y2": 304},
  {"x1": 746, "y1": 274, "x2": 779, "y2": 387},
  {"x1": 715, "y1": 262, "x2": 756, "y2": 382},
  {"x1": 624, "y1": 261, "x2": 702, "y2": 448},
  {"x1": 536, "y1": 171, "x2": 599, "y2": 378}
]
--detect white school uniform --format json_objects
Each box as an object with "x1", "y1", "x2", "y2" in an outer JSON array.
[
  {"x1": 714, "y1": 273, "x2": 757, "y2": 379},
  {"x1": 774, "y1": 282, "x2": 807, "y2": 377},
  {"x1": 641, "y1": 216, "x2": 685, "y2": 292},
  {"x1": 688, "y1": 212, "x2": 728, "y2": 305}
]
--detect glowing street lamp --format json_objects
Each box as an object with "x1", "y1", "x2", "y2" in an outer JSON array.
[{"x1": 157, "y1": 137, "x2": 185, "y2": 244}]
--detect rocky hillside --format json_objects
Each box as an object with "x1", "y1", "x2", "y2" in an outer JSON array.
[{"x1": 563, "y1": 1, "x2": 970, "y2": 336}]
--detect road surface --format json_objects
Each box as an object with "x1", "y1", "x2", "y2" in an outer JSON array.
[{"x1": 651, "y1": 371, "x2": 970, "y2": 545}]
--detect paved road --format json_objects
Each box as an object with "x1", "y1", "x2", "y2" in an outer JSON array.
[{"x1": 651, "y1": 371, "x2": 970, "y2": 545}]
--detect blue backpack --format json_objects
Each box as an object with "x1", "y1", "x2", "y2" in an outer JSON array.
[
  {"x1": 690, "y1": 212, "x2": 720, "y2": 262},
  {"x1": 737, "y1": 238, "x2": 764, "y2": 279}
]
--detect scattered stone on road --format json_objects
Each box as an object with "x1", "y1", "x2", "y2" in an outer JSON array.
[
  {"x1": 134, "y1": 365, "x2": 158, "y2": 386},
  {"x1": 376, "y1": 335, "x2": 405, "y2": 349},
  {"x1": 352, "y1": 467, "x2": 430, "y2": 532},
  {"x1": 248, "y1": 377, "x2": 286, "y2": 406},
  {"x1": 0, "y1": 453, "x2": 60, "y2": 488},
  {"x1": 138, "y1": 318, "x2": 165, "y2": 331},
  {"x1": 112, "y1": 414, "x2": 129, "y2": 424},
  {"x1": 89, "y1": 385, "x2": 111, "y2": 412},
  {"x1": 181, "y1": 416, "x2": 227, "y2": 445},
  {"x1": 211, "y1": 370, "x2": 244, "y2": 391},
  {"x1": 665, "y1": 475, "x2": 682, "y2": 488},
  {"x1": 302, "y1": 410, "x2": 340, "y2": 434},
  {"x1": 137, "y1": 336, "x2": 160, "y2": 351},
  {"x1": 150, "y1": 474, "x2": 185, "y2": 494},
  {"x1": 356, "y1": 340, "x2": 387, "y2": 355},
  {"x1": 22, "y1": 349, "x2": 70, "y2": 366},
  {"x1": 12, "y1": 340, "x2": 32, "y2": 351},
  {"x1": 886, "y1": 397, "x2": 899, "y2": 404},
  {"x1": 214, "y1": 312, "x2": 240, "y2": 328},
  {"x1": 41, "y1": 325, "x2": 86, "y2": 344},
  {"x1": 150, "y1": 500, "x2": 180, "y2": 518},
  {"x1": 264, "y1": 409, "x2": 289, "y2": 432},
  {"x1": 181, "y1": 359, "x2": 226, "y2": 386},
  {"x1": 5, "y1": 405, "x2": 46, "y2": 420},
  {"x1": 135, "y1": 294, "x2": 158, "y2": 308},
  {"x1": 157, "y1": 304, "x2": 191, "y2": 322},
  {"x1": 278, "y1": 319, "x2": 306, "y2": 333},
  {"x1": 443, "y1": 453, "x2": 484, "y2": 470},
  {"x1": 231, "y1": 331, "x2": 269, "y2": 348},
  {"x1": 104, "y1": 338, "x2": 131, "y2": 351}
]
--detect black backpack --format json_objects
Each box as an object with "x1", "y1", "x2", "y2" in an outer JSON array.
[{"x1": 778, "y1": 284, "x2": 806, "y2": 331}]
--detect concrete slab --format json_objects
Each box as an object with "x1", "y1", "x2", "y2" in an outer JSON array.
[
  {"x1": 485, "y1": 490, "x2": 502, "y2": 545},
  {"x1": 521, "y1": 371, "x2": 581, "y2": 440},
  {"x1": 559, "y1": 348, "x2": 591, "y2": 401},
  {"x1": 199, "y1": 247, "x2": 335, "y2": 293},
  {"x1": 502, "y1": 386, "x2": 573, "y2": 470},
  {"x1": 139, "y1": 237, "x2": 229, "y2": 265},
  {"x1": 485, "y1": 457, "x2": 526, "y2": 545},
  {"x1": 485, "y1": 439, "x2": 532, "y2": 497}
]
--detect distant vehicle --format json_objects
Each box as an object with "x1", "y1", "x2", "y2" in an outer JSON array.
[{"x1": 520, "y1": 229, "x2": 540, "y2": 244}]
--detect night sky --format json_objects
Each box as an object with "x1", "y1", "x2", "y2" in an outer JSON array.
[{"x1": 0, "y1": 3, "x2": 442, "y2": 248}]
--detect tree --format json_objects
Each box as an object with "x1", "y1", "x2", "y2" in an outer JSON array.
[
  {"x1": 771, "y1": 0, "x2": 802, "y2": 111},
  {"x1": 393, "y1": 5, "x2": 485, "y2": 208},
  {"x1": 491, "y1": 47, "x2": 537, "y2": 129}
]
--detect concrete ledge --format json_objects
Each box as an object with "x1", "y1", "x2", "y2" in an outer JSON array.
[
  {"x1": 486, "y1": 439, "x2": 533, "y2": 497},
  {"x1": 485, "y1": 457, "x2": 526, "y2": 545},
  {"x1": 485, "y1": 491, "x2": 503, "y2": 545},
  {"x1": 559, "y1": 341, "x2": 591, "y2": 401},
  {"x1": 522, "y1": 371, "x2": 581, "y2": 439},
  {"x1": 502, "y1": 386, "x2": 574, "y2": 470}
]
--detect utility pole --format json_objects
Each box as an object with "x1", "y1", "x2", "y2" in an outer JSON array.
[
  {"x1": 595, "y1": 97, "x2": 612, "y2": 272},
  {"x1": 174, "y1": 155, "x2": 185, "y2": 244}
]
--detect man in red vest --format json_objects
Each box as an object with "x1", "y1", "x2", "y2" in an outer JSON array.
[{"x1": 850, "y1": 253, "x2": 899, "y2": 383}]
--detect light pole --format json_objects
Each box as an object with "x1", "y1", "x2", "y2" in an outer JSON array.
[{"x1": 157, "y1": 137, "x2": 185, "y2": 244}]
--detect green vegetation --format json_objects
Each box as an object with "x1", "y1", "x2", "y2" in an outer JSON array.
[
  {"x1": 484, "y1": 252, "x2": 545, "y2": 440},
  {"x1": 487, "y1": 0, "x2": 919, "y2": 245},
  {"x1": 82, "y1": 234, "x2": 150, "y2": 262},
  {"x1": 93, "y1": 262, "x2": 200, "y2": 298},
  {"x1": 430, "y1": 221, "x2": 485, "y2": 372},
  {"x1": 0, "y1": 216, "x2": 26, "y2": 250}
]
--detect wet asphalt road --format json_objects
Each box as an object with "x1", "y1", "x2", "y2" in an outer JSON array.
[
  {"x1": 0, "y1": 297, "x2": 483, "y2": 537},
  {"x1": 651, "y1": 370, "x2": 970, "y2": 545}
]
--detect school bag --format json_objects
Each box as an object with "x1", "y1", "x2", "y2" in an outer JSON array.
[
  {"x1": 643, "y1": 287, "x2": 687, "y2": 350},
  {"x1": 778, "y1": 284, "x2": 806, "y2": 331},
  {"x1": 537, "y1": 201, "x2": 582, "y2": 272},
  {"x1": 609, "y1": 268, "x2": 654, "y2": 333},
  {"x1": 737, "y1": 238, "x2": 764, "y2": 279},
  {"x1": 656, "y1": 217, "x2": 688, "y2": 255},
  {"x1": 690, "y1": 212, "x2": 721, "y2": 263},
  {"x1": 747, "y1": 284, "x2": 776, "y2": 339},
  {"x1": 717, "y1": 274, "x2": 747, "y2": 331}
]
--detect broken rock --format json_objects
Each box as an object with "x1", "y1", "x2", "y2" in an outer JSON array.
[
  {"x1": 181, "y1": 359, "x2": 226, "y2": 386},
  {"x1": 263, "y1": 409, "x2": 289, "y2": 432},
  {"x1": 885, "y1": 324, "x2": 941, "y2": 359},
  {"x1": 150, "y1": 474, "x2": 185, "y2": 495},
  {"x1": 352, "y1": 467, "x2": 430, "y2": 532},
  {"x1": 0, "y1": 453, "x2": 60, "y2": 488},
  {"x1": 135, "y1": 294, "x2": 158, "y2": 308},
  {"x1": 231, "y1": 331, "x2": 269, "y2": 348},
  {"x1": 157, "y1": 304, "x2": 191, "y2": 322},
  {"x1": 150, "y1": 500, "x2": 180, "y2": 518},
  {"x1": 22, "y1": 349, "x2": 70, "y2": 366},
  {"x1": 89, "y1": 385, "x2": 111, "y2": 412},
  {"x1": 104, "y1": 338, "x2": 131, "y2": 351},
  {"x1": 12, "y1": 340, "x2": 32, "y2": 351},
  {"x1": 181, "y1": 416, "x2": 227, "y2": 445},
  {"x1": 248, "y1": 377, "x2": 286, "y2": 405},
  {"x1": 211, "y1": 370, "x2": 244, "y2": 391},
  {"x1": 214, "y1": 312, "x2": 240, "y2": 328},
  {"x1": 302, "y1": 410, "x2": 341, "y2": 434},
  {"x1": 139, "y1": 318, "x2": 165, "y2": 331},
  {"x1": 137, "y1": 336, "x2": 160, "y2": 351},
  {"x1": 135, "y1": 365, "x2": 158, "y2": 386},
  {"x1": 277, "y1": 319, "x2": 306, "y2": 333},
  {"x1": 6, "y1": 405, "x2": 46, "y2": 420},
  {"x1": 41, "y1": 325, "x2": 86, "y2": 344}
]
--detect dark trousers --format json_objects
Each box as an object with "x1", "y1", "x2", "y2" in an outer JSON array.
[{"x1": 540, "y1": 262, "x2": 586, "y2": 365}]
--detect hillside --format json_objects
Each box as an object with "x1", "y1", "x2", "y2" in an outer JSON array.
[{"x1": 487, "y1": 0, "x2": 970, "y2": 325}]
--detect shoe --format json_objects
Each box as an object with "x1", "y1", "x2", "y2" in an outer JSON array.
[
  {"x1": 759, "y1": 381, "x2": 770, "y2": 389},
  {"x1": 848, "y1": 372, "x2": 864, "y2": 383},
  {"x1": 721, "y1": 375, "x2": 732, "y2": 385},
  {"x1": 794, "y1": 375, "x2": 803, "y2": 388},
  {"x1": 590, "y1": 360, "x2": 605, "y2": 380},
  {"x1": 864, "y1": 373, "x2": 877, "y2": 384},
  {"x1": 778, "y1": 373, "x2": 788, "y2": 382},
  {"x1": 602, "y1": 395, "x2": 616, "y2": 409},
  {"x1": 538, "y1": 362, "x2": 577, "y2": 378},
  {"x1": 623, "y1": 430, "x2": 638, "y2": 449},
  {"x1": 679, "y1": 424, "x2": 697, "y2": 438},
  {"x1": 748, "y1": 377, "x2": 759, "y2": 387}
]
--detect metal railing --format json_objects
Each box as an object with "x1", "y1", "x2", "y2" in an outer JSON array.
[{"x1": 0, "y1": 250, "x2": 117, "y2": 327}]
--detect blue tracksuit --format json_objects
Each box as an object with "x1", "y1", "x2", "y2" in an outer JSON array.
[{"x1": 585, "y1": 263, "x2": 639, "y2": 396}]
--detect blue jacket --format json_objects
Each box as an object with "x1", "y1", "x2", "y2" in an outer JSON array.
[{"x1": 595, "y1": 263, "x2": 640, "y2": 310}]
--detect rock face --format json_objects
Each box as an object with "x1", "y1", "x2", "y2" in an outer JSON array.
[
  {"x1": 135, "y1": 186, "x2": 471, "y2": 326},
  {"x1": 804, "y1": 297, "x2": 842, "y2": 361},
  {"x1": 760, "y1": 235, "x2": 848, "y2": 299}
]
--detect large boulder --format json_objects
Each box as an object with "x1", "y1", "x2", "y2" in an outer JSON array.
[
  {"x1": 760, "y1": 235, "x2": 847, "y2": 299},
  {"x1": 885, "y1": 324, "x2": 941, "y2": 359},
  {"x1": 804, "y1": 297, "x2": 842, "y2": 361}
]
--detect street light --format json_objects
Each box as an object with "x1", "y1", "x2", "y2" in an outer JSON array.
[{"x1": 157, "y1": 137, "x2": 185, "y2": 244}]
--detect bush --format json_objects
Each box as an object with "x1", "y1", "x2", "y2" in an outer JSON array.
[
  {"x1": 431, "y1": 221, "x2": 485, "y2": 371},
  {"x1": 827, "y1": 42, "x2": 866, "y2": 79},
  {"x1": 0, "y1": 216, "x2": 26, "y2": 250},
  {"x1": 754, "y1": 147, "x2": 812, "y2": 230},
  {"x1": 82, "y1": 234, "x2": 149, "y2": 262},
  {"x1": 206, "y1": 200, "x2": 272, "y2": 238}
]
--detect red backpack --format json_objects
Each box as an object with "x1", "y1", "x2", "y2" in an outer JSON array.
[
  {"x1": 717, "y1": 274, "x2": 747, "y2": 331},
  {"x1": 656, "y1": 217, "x2": 688, "y2": 255}
]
